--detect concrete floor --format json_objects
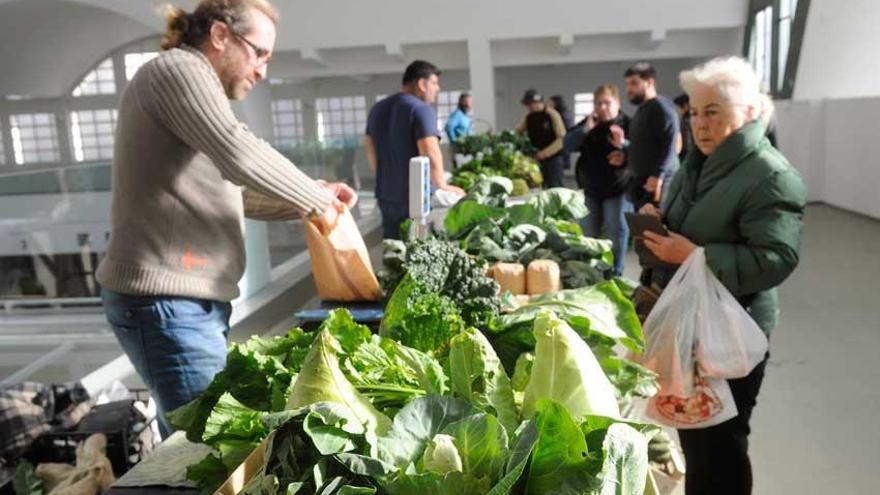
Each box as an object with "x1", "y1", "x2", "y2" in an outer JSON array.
[{"x1": 624, "y1": 204, "x2": 880, "y2": 494}]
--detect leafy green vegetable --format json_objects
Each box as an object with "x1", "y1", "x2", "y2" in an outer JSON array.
[
  {"x1": 524, "y1": 400, "x2": 601, "y2": 495},
  {"x1": 287, "y1": 330, "x2": 392, "y2": 437},
  {"x1": 380, "y1": 274, "x2": 465, "y2": 353},
  {"x1": 595, "y1": 424, "x2": 650, "y2": 495},
  {"x1": 511, "y1": 353, "x2": 534, "y2": 393},
  {"x1": 422, "y1": 434, "x2": 464, "y2": 474},
  {"x1": 522, "y1": 312, "x2": 621, "y2": 420},
  {"x1": 527, "y1": 188, "x2": 589, "y2": 223},
  {"x1": 186, "y1": 454, "x2": 228, "y2": 494},
  {"x1": 485, "y1": 420, "x2": 538, "y2": 495},
  {"x1": 441, "y1": 413, "x2": 509, "y2": 482},
  {"x1": 496, "y1": 281, "x2": 645, "y2": 354},
  {"x1": 449, "y1": 328, "x2": 520, "y2": 437},
  {"x1": 381, "y1": 238, "x2": 500, "y2": 335},
  {"x1": 381, "y1": 471, "x2": 488, "y2": 495},
  {"x1": 13, "y1": 461, "x2": 42, "y2": 495},
  {"x1": 247, "y1": 405, "x2": 376, "y2": 495},
  {"x1": 445, "y1": 200, "x2": 506, "y2": 239},
  {"x1": 377, "y1": 396, "x2": 476, "y2": 469}
]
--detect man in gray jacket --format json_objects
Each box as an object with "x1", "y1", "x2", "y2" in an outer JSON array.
[{"x1": 96, "y1": 0, "x2": 354, "y2": 437}]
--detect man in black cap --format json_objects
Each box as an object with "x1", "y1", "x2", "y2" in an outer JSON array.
[{"x1": 515, "y1": 89, "x2": 567, "y2": 188}]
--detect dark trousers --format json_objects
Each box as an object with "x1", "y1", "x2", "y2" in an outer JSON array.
[
  {"x1": 378, "y1": 199, "x2": 408, "y2": 240},
  {"x1": 540, "y1": 155, "x2": 565, "y2": 189},
  {"x1": 678, "y1": 356, "x2": 769, "y2": 495}
]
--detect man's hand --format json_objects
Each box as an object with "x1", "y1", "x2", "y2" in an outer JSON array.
[
  {"x1": 609, "y1": 124, "x2": 625, "y2": 148},
  {"x1": 533, "y1": 151, "x2": 544, "y2": 162},
  {"x1": 607, "y1": 150, "x2": 626, "y2": 167},
  {"x1": 643, "y1": 230, "x2": 696, "y2": 265},
  {"x1": 319, "y1": 181, "x2": 358, "y2": 208},
  {"x1": 440, "y1": 184, "x2": 466, "y2": 196},
  {"x1": 315, "y1": 200, "x2": 344, "y2": 235}
]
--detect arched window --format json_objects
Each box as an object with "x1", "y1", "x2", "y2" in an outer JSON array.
[
  {"x1": 124, "y1": 52, "x2": 159, "y2": 81},
  {"x1": 72, "y1": 58, "x2": 116, "y2": 97}
]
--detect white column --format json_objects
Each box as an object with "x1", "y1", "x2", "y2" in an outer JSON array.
[
  {"x1": 232, "y1": 84, "x2": 275, "y2": 299},
  {"x1": 467, "y1": 37, "x2": 496, "y2": 131}
]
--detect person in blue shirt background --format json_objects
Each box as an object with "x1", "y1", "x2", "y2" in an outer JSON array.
[
  {"x1": 444, "y1": 92, "x2": 472, "y2": 146},
  {"x1": 364, "y1": 60, "x2": 465, "y2": 239}
]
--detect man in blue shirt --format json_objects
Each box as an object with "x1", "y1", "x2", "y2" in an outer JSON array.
[
  {"x1": 444, "y1": 92, "x2": 472, "y2": 145},
  {"x1": 364, "y1": 60, "x2": 465, "y2": 239}
]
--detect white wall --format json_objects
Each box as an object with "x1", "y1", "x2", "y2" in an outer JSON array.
[
  {"x1": 495, "y1": 57, "x2": 706, "y2": 129},
  {"x1": 776, "y1": 0, "x2": 880, "y2": 219},
  {"x1": 794, "y1": 0, "x2": 880, "y2": 100}
]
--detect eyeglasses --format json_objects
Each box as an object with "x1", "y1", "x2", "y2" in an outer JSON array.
[{"x1": 233, "y1": 32, "x2": 271, "y2": 65}]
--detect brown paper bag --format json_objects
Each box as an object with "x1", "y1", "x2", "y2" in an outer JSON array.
[{"x1": 304, "y1": 206, "x2": 381, "y2": 302}]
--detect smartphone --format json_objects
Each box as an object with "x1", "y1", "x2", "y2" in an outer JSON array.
[
  {"x1": 625, "y1": 212, "x2": 669, "y2": 238},
  {"x1": 625, "y1": 213, "x2": 670, "y2": 268}
]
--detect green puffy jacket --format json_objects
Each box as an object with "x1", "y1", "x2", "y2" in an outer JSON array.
[{"x1": 657, "y1": 119, "x2": 807, "y2": 334}]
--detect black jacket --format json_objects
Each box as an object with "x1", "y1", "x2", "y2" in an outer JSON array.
[{"x1": 565, "y1": 113, "x2": 632, "y2": 199}]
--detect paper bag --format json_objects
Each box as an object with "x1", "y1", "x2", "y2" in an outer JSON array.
[{"x1": 304, "y1": 206, "x2": 381, "y2": 302}]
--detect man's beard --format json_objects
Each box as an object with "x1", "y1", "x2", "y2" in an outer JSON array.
[{"x1": 628, "y1": 92, "x2": 646, "y2": 105}]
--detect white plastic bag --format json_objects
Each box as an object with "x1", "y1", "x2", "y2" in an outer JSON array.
[{"x1": 634, "y1": 248, "x2": 768, "y2": 396}]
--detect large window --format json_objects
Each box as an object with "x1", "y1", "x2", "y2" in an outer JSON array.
[
  {"x1": 72, "y1": 59, "x2": 116, "y2": 97},
  {"x1": 749, "y1": 5, "x2": 774, "y2": 93},
  {"x1": 125, "y1": 52, "x2": 159, "y2": 81},
  {"x1": 10, "y1": 113, "x2": 61, "y2": 165},
  {"x1": 777, "y1": 0, "x2": 798, "y2": 93},
  {"x1": 745, "y1": 0, "x2": 808, "y2": 98},
  {"x1": 435, "y1": 90, "x2": 464, "y2": 131},
  {"x1": 573, "y1": 93, "x2": 595, "y2": 123},
  {"x1": 271, "y1": 99, "x2": 305, "y2": 150},
  {"x1": 316, "y1": 96, "x2": 367, "y2": 145},
  {"x1": 70, "y1": 110, "x2": 117, "y2": 162}
]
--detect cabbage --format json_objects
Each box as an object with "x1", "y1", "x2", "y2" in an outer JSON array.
[
  {"x1": 286, "y1": 330, "x2": 392, "y2": 437},
  {"x1": 522, "y1": 312, "x2": 621, "y2": 420}
]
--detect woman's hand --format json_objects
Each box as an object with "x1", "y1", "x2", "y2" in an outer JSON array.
[
  {"x1": 643, "y1": 230, "x2": 697, "y2": 264},
  {"x1": 609, "y1": 124, "x2": 625, "y2": 148},
  {"x1": 639, "y1": 203, "x2": 661, "y2": 217}
]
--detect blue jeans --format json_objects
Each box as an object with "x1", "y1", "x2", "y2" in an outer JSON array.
[
  {"x1": 581, "y1": 193, "x2": 633, "y2": 276},
  {"x1": 101, "y1": 289, "x2": 231, "y2": 438}
]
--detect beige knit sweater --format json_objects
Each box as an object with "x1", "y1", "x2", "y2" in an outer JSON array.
[{"x1": 96, "y1": 46, "x2": 332, "y2": 302}]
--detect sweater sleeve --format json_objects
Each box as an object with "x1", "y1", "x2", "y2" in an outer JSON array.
[
  {"x1": 704, "y1": 168, "x2": 807, "y2": 296},
  {"x1": 145, "y1": 49, "x2": 332, "y2": 217},
  {"x1": 242, "y1": 188, "x2": 301, "y2": 221}
]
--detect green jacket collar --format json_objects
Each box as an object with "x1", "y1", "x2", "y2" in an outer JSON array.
[{"x1": 684, "y1": 119, "x2": 769, "y2": 198}]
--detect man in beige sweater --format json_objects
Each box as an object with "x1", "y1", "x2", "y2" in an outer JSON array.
[{"x1": 95, "y1": 0, "x2": 354, "y2": 437}]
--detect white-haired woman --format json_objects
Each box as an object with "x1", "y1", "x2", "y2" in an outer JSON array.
[{"x1": 637, "y1": 57, "x2": 807, "y2": 494}]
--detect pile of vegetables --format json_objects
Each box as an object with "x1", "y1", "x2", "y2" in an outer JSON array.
[
  {"x1": 439, "y1": 177, "x2": 615, "y2": 290},
  {"x1": 451, "y1": 132, "x2": 542, "y2": 194},
  {"x1": 169, "y1": 236, "x2": 660, "y2": 495}
]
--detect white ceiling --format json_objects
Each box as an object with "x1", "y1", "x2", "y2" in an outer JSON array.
[{"x1": 0, "y1": 0, "x2": 748, "y2": 98}]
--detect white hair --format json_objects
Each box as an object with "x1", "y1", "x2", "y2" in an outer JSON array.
[{"x1": 679, "y1": 56, "x2": 774, "y2": 124}]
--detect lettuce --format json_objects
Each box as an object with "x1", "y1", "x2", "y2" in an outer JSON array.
[
  {"x1": 287, "y1": 330, "x2": 392, "y2": 438},
  {"x1": 449, "y1": 328, "x2": 520, "y2": 437},
  {"x1": 522, "y1": 312, "x2": 621, "y2": 420}
]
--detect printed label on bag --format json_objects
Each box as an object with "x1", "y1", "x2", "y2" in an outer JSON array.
[{"x1": 653, "y1": 375, "x2": 724, "y2": 425}]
